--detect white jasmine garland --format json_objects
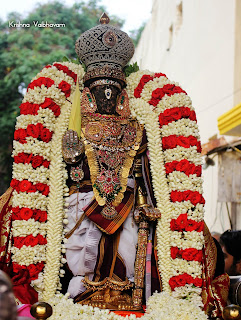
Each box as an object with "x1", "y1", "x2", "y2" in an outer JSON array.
[
  {"x1": 155, "y1": 93, "x2": 193, "y2": 114},
  {"x1": 11, "y1": 245, "x2": 46, "y2": 265},
  {"x1": 168, "y1": 171, "x2": 203, "y2": 193},
  {"x1": 15, "y1": 109, "x2": 57, "y2": 131},
  {"x1": 12, "y1": 220, "x2": 47, "y2": 237},
  {"x1": 161, "y1": 118, "x2": 200, "y2": 138},
  {"x1": 23, "y1": 86, "x2": 67, "y2": 106},
  {"x1": 12, "y1": 140, "x2": 52, "y2": 159},
  {"x1": 12, "y1": 163, "x2": 49, "y2": 184},
  {"x1": 140, "y1": 76, "x2": 170, "y2": 102},
  {"x1": 144, "y1": 292, "x2": 207, "y2": 320},
  {"x1": 42, "y1": 97, "x2": 72, "y2": 301},
  {"x1": 12, "y1": 191, "x2": 48, "y2": 211},
  {"x1": 170, "y1": 231, "x2": 204, "y2": 250},
  {"x1": 125, "y1": 69, "x2": 153, "y2": 96},
  {"x1": 127, "y1": 76, "x2": 173, "y2": 292},
  {"x1": 163, "y1": 146, "x2": 203, "y2": 164},
  {"x1": 170, "y1": 260, "x2": 202, "y2": 277},
  {"x1": 46, "y1": 293, "x2": 207, "y2": 320},
  {"x1": 171, "y1": 202, "x2": 204, "y2": 220}
]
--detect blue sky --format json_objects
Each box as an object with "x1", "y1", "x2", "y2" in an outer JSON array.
[{"x1": 1, "y1": 0, "x2": 152, "y2": 33}]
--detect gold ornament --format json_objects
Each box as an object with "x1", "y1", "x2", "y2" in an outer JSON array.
[
  {"x1": 81, "y1": 87, "x2": 97, "y2": 113},
  {"x1": 30, "y1": 302, "x2": 53, "y2": 320},
  {"x1": 116, "y1": 89, "x2": 131, "y2": 118},
  {"x1": 223, "y1": 305, "x2": 241, "y2": 320}
]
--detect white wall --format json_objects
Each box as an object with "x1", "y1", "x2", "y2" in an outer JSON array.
[{"x1": 133, "y1": 0, "x2": 237, "y2": 231}]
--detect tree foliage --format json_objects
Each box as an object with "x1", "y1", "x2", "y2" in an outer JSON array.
[{"x1": 0, "y1": 0, "x2": 127, "y2": 192}]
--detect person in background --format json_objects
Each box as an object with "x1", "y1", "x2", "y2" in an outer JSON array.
[{"x1": 220, "y1": 230, "x2": 241, "y2": 276}]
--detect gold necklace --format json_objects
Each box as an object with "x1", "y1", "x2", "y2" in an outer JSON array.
[{"x1": 81, "y1": 113, "x2": 143, "y2": 211}]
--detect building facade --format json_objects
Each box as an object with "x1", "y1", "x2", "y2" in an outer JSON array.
[{"x1": 133, "y1": 0, "x2": 241, "y2": 231}]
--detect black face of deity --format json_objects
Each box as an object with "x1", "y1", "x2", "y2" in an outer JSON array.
[{"x1": 90, "y1": 84, "x2": 120, "y2": 115}]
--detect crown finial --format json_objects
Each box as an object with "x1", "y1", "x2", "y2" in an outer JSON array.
[{"x1": 100, "y1": 13, "x2": 110, "y2": 24}]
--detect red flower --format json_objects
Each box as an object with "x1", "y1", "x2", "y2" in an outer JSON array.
[
  {"x1": 196, "y1": 221, "x2": 204, "y2": 232},
  {"x1": 42, "y1": 160, "x2": 50, "y2": 168},
  {"x1": 188, "y1": 135, "x2": 198, "y2": 146},
  {"x1": 162, "y1": 135, "x2": 177, "y2": 149},
  {"x1": 162, "y1": 84, "x2": 175, "y2": 95},
  {"x1": 176, "y1": 276, "x2": 187, "y2": 287},
  {"x1": 134, "y1": 87, "x2": 142, "y2": 98},
  {"x1": 182, "y1": 107, "x2": 191, "y2": 118},
  {"x1": 140, "y1": 75, "x2": 153, "y2": 85},
  {"x1": 10, "y1": 179, "x2": 20, "y2": 192},
  {"x1": 40, "y1": 127, "x2": 53, "y2": 143},
  {"x1": 14, "y1": 129, "x2": 27, "y2": 144},
  {"x1": 14, "y1": 153, "x2": 25, "y2": 164},
  {"x1": 20, "y1": 208, "x2": 33, "y2": 220},
  {"x1": 183, "y1": 273, "x2": 193, "y2": 284},
  {"x1": 19, "y1": 102, "x2": 39, "y2": 115},
  {"x1": 152, "y1": 88, "x2": 164, "y2": 99},
  {"x1": 176, "y1": 213, "x2": 188, "y2": 229},
  {"x1": 193, "y1": 278, "x2": 203, "y2": 287},
  {"x1": 134, "y1": 75, "x2": 153, "y2": 98},
  {"x1": 26, "y1": 124, "x2": 41, "y2": 138},
  {"x1": 176, "y1": 159, "x2": 190, "y2": 173},
  {"x1": 24, "y1": 235, "x2": 38, "y2": 247},
  {"x1": 19, "y1": 180, "x2": 32, "y2": 193},
  {"x1": 37, "y1": 234, "x2": 47, "y2": 245},
  {"x1": 178, "y1": 136, "x2": 190, "y2": 148},
  {"x1": 170, "y1": 191, "x2": 183, "y2": 203},
  {"x1": 53, "y1": 63, "x2": 77, "y2": 83},
  {"x1": 169, "y1": 277, "x2": 179, "y2": 290},
  {"x1": 165, "y1": 161, "x2": 178, "y2": 174},
  {"x1": 182, "y1": 248, "x2": 203, "y2": 262},
  {"x1": 27, "y1": 77, "x2": 54, "y2": 91},
  {"x1": 171, "y1": 247, "x2": 180, "y2": 259},
  {"x1": 58, "y1": 80, "x2": 71, "y2": 97},
  {"x1": 40, "y1": 98, "x2": 60, "y2": 117},
  {"x1": 190, "y1": 110, "x2": 197, "y2": 121},
  {"x1": 194, "y1": 166, "x2": 202, "y2": 176},
  {"x1": 31, "y1": 155, "x2": 43, "y2": 168},
  {"x1": 14, "y1": 237, "x2": 26, "y2": 249},
  {"x1": 187, "y1": 191, "x2": 205, "y2": 206},
  {"x1": 196, "y1": 141, "x2": 202, "y2": 153},
  {"x1": 154, "y1": 72, "x2": 166, "y2": 78},
  {"x1": 149, "y1": 84, "x2": 187, "y2": 106},
  {"x1": 34, "y1": 210, "x2": 47, "y2": 222},
  {"x1": 12, "y1": 207, "x2": 21, "y2": 220},
  {"x1": 35, "y1": 183, "x2": 49, "y2": 196},
  {"x1": 28, "y1": 262, "x2": 45, "y2": 280}
]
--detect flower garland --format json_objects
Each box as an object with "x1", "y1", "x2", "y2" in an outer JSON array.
[
  {"x1": 45, "y1": 293, "x2": 207, "y2": 320},
  {"x1": 126, "y1": 71, "x2": 205, "y2": 307},
  {"x1": 10, "y1": 64, "x2": 206, "y2": 318},
  {"x1": 10, "y1": 62, "x2": 84, "y2": 299}
]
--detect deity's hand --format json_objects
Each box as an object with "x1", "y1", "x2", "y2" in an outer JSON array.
[
  {"x1": 134, "y1": 205, "x2": 161, "y2": 223},
  {"x1": 62, "y1": 130, "x2": 84, "y2": 164}
]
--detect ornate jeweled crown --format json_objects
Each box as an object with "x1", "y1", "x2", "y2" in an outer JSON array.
[{"x1": 75, "y1": 13, "x2": 135, "y2": 85}]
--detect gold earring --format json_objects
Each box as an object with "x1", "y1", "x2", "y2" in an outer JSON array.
[
  {"x1": 81, "y1": 87, "x2": 97, "y2": 113},
  {"x1": 116, "y1": 89, "x2": 131, "y2": 117}
]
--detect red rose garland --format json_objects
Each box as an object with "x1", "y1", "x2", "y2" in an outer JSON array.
[
  {"x1": 133, "y1": 72, "x2": 205, "y2": 300},
  {"x1": 14, "y1": 123, "x2": 53, "y2": 144},
  {"x1": 19, "y1": 98, "x2": 60, "y2": 117},
  {"x1": 14, "y1": 153, "x2": 50, "y2": 169},
  {"x1": 134, "y1": 73, "x2": 167, "y2": 98},
  {"x1": 27, "y1": 77, "x2": 55, "y2": 91},
  {"x1": 10, "y1": 62, "x2": 78, "y2": 288}
]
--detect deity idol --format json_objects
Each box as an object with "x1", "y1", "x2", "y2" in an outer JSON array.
[{"x1": 0, "y1": 13, "x2": 229, "y2": 318}]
